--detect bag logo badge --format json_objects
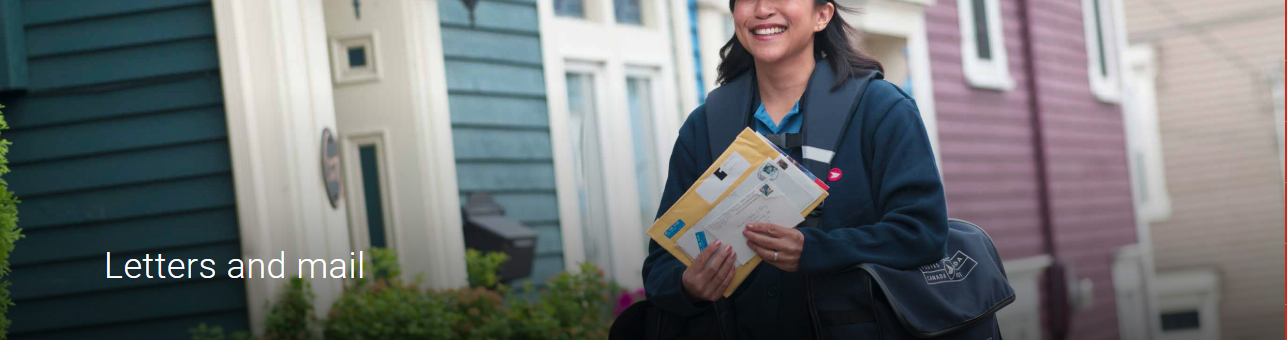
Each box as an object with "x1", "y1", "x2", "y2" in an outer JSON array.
[{"x1": 919, "y1": 251, "x2": 978, "y2": 284}]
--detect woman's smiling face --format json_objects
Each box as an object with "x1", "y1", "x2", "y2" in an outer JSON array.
[{"x1": 732, "y1": 0, "x2": 832, "y2": 64}]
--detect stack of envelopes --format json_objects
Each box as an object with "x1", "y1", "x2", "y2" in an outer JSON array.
[{"x1": 647, "y1": 128, "x2": 830, "y2": 297}]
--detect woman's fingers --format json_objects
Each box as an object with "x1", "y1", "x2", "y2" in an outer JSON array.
[
  {"x1": 707, "y1": 244, "x2": 733, "y2": 275},
  {"x1": 711, "y1": 245, "x2": 736, "y2": 281},
  {"x1": 716, "y1": 258, "x2": 736, "y2": 294},
  {"x1": 743, "y1": 230, "x2": 794, "y2": 253},
  {"x1": 693, "y1": 240, "x2": 722, "y2": 271},
  {"x1": 745, "y1": 241, "x2": 777, "y2": 262}
]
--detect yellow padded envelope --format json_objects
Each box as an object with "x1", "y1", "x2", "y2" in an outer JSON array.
[{"x1": 647, "y1": 128, "x2": 828, "y2": 297}]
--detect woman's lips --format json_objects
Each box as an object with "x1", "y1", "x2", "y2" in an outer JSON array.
[{"x1": 750, "y1": 24, "x2": 786, "y2": 40}]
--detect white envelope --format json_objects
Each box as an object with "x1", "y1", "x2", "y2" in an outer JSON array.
[{"x1": 693, "y1": 159, "x2": 806, "y2": 265}]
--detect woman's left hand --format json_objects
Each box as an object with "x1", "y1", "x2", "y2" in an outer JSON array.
[{"x1": 744, "y1": 222, "x2": 805, "y2": 272}]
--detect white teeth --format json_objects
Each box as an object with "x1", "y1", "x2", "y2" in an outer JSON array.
[{"x1": 753, "y1": 27, "x2": 785, "y2": 35}]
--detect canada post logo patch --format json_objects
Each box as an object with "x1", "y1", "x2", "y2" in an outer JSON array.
[{"x1": 919, "y1": 251, "x2": 978, "y2": 284}]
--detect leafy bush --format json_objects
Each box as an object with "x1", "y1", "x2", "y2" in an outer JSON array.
[
  {"x1": 324, "y1": 278, "x2": 458, "y2": 339},
  {"x1": 263, "y1": 278, "x2": 316, "y2": 340},
  {"x1": 0, "y1": 106, "x2": 21, "y2": 340},
  {"x1": 189, "y1": 323, "x2": 251, "y2": 340},
  {"x1": 198, "y1": 248, "x2": 617, "y2": 340},
  {"x1": 465, "y1": 249, "x2": 508, "y2": 289}
]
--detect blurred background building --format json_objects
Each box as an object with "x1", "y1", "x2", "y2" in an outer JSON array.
[
  {"x1": 1120, "y1": 0, "x2": 1285, "y2": 339},
  {"x1": 0, "y1": 0, "x2": 1278, "y2": 339}
]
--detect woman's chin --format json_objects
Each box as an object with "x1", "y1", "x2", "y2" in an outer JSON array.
[{"x1": 749, "y1": 48, "x2": 790, "y2": 65}]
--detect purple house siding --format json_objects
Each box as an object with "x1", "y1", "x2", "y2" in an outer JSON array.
[
  {"x1": 926, "y1": 0, "x2": 1046, "y2": 260},
  {"x1": 925, "y1": 1, "x2": 1138, "y2": 340}
]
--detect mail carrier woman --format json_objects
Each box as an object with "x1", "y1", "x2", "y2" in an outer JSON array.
[{"x1": 640, "y1": 0, "x2": 949, "y2": 337}]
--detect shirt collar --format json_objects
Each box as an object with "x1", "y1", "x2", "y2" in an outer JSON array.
[{"x1": 753, "y1": 100, "x2": 801, "y2": 135}]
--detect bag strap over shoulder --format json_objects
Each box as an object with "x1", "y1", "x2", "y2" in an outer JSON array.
[{"x1": 703, "y1": 61, "x2": 882, "y2": 179}]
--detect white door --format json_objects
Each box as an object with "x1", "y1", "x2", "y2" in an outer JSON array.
[
  {"x1": 540, "y1": 0, "x2": 687, "y2": 288},
  {"x1": 323, "y1": 0, "x2": 467, "y2": 288}
]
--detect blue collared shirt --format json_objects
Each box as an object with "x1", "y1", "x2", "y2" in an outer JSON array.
[{"x1": 752, "y1": 100, "x2": 802, "y2": 135}]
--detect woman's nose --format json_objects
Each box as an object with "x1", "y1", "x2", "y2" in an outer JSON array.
[{"x1": 753, "y1": 0, "x2": 775, "y2": 18}]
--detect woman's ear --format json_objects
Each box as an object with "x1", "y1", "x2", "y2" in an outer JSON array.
[{"x1": 814, "y1": 2, "x2": 834, "y2": 32}]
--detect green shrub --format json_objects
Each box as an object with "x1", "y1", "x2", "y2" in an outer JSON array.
[
  {"x1": 199, "y1": 248, "x2": 617, "y2": 340},
  {"x1": 0, "y1": 106, "x2": 21, "y2": 340},
  {"x1": 324, "y1": 278, "x2": 458, "y2": 339},
  {"x1": 188, "y1": 323, "x2": 250, "y2": 340},
  {"x1": 262, "y1": 278, "x2": 316, "y2": 340},
  {"x1": 465, "y1": 249, "x2": 508, "y2": 289}
]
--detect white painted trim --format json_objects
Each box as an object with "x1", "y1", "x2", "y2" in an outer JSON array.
[
  {"x1": 329, "y1": 32, "x2": 383, "y2": 85},
  {"x1": 1123, "y1": 44, "x2": 1173, "y2": 222},
  {"x1": 1112, "y1": 245, "x2": 1151, "y2": 340},
  {"x1": 399, "y1": 0, "x2": 469, "y2": 288},
  {"x1": 996, "y1": 254, "x2": 1051, "y2": 340},
  {"x1": 211, "y1": 0, "x2": 352, "y2": 334},
  {"x1": 537, "y1": 0, "x2": 589, "y2": 273},
  {"x1": 211, "y1": 1, "x2": 275, "y2": 332},
  {"x1": 1082, "y1": 0, "x2": 1122, "y2": 103},
  {"x1": 956, "y1": 0, "x2": 1014, "y2": 91},
  {"x1": 667, "y1": 0, "x2": 700, "y2": 112},
  {"x1": 1113, "y1": 0, "x2": 1162, "y2": 332}
]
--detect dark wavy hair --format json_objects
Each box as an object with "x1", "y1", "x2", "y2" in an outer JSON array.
[{"x1": 716, "y1": 0, "x2": 882, "y2": 89}]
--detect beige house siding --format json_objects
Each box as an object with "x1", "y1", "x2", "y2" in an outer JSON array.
[{"x1": 1123, "y1": 1, "x2": 1285, "y2": 339}]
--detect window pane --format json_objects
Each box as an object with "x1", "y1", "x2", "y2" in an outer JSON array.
[
  {"x1": 1160, "y1": 311, "x2": 1201, "y2": 332},
  {"x1": 555, "y1": 0, "x2": 585, "y2": 18},
  {"x1": 626, "y1": 76, "x2": 660, "y2": 233},
  {"x1": 1092, "y1": 0, "x2": 1109, "y2": 77},
  {"x1": 347, "y1": 46, "x2": 367, "y2": 68},
  {"x1": 615, "y1": 0, "x2": 642, "y2": 25},
  {"x1": 565, "y1": 72, "x2": 614, "y2": 276},
  {"x1": 359, "y1": 145, "x2": 387, "y2": 248},
  {"x1": 971, "y1": 0, "x2": 992, "y2": 60}
]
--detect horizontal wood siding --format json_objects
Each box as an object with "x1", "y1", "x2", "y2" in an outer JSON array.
[
  {"x1": 1124, "y1": 0, "x2": 1286, "y2": 339},
  {"x1": 1029, "y1": 1, "x2": 1137, "y2": 339},
  {"x1": 927, "y1": 1, "x2": 1139, "y2": 339},
  {"x1": 925, "y1": 0, "x2": 1046, "y2": 260},
  {"x1": 0, "y1": 0, "x2": 246, "y2": 337},
  {"x1": 439, "y1": 0, "x2": 564, "y2": 284}
]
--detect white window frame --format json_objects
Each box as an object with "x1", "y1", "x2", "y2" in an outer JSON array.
[
  {"x1": 538, "y1": 0, "x2": 686, "y2": 289},
  {"x1": 1082, "y1": 0, "x2": 1124, "y2": 102},
  {"x1": 624, "y1": 67, "x2": 668, "y2": 229},
  {"x1": 1123, "y1": 44, "x2": 1171, "y2": 222},
  {"x1": 554, "y1": 0, "x2": 660, "y2": 27},
  {"x1": 956, "y1": 0, "x2": 1014, "y2": 91},
  {"x1": 341, "y1": 130, "x2": 401, "y2": 253}
]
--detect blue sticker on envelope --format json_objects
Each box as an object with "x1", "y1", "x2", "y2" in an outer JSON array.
[
  {"x1": 664, "y1": 219, "x2": 685, "y2": 238},
  {"x1": 695, "y1": 231, "x2": 708, "y2": 251}
]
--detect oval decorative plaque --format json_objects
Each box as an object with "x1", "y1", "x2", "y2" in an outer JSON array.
[{"x1": 321, "y1": 128, "x2": 343, "y2": 209}]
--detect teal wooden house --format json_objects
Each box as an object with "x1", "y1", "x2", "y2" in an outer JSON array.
[{"x1": 0, "y1": 0, "x2": 722, "y2": 336}]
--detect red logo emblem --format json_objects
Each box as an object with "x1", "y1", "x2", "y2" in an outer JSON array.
[{"x1": 828, "y1": 168, "x2": 842, "y2": 181}]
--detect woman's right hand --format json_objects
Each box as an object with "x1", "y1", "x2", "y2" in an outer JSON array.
[{"x1": 681, "y1": 240, "x2": 737, "y2": 302}]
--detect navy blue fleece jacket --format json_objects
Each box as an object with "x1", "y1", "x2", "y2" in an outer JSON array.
[{"x1": 640, "y1": 79, "x2": 949, "y2": 332}]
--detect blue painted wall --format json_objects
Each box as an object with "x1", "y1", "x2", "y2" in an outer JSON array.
[
  {"x1": 438, "y1": 0, "x2": 564, "y2": 284},
  {"x1": 0, "y1": 0, "x2": 247, "y2": 338}
]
